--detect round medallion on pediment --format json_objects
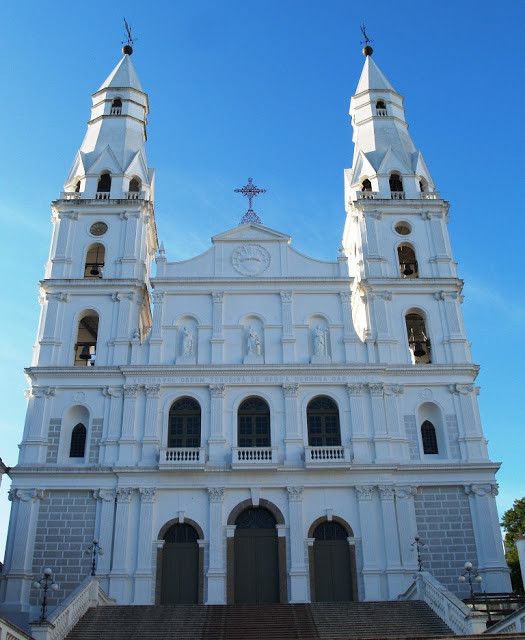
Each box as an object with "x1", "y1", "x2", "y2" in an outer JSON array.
[{"x1": 231, "y1": 244, "x2": 271, "y2": 276}]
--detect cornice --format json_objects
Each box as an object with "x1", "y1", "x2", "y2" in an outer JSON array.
[
  {"x1": 40, "y1": 279, "x2": 149, "y2": 290},
  {"x1": 350, "y1": 199, "x2": 450, "y2": 213},
  {"x1": 152, "y1": 277, "x2": 352, "y2": 286},
  {"x1": 24, "y1": 362, "x2": 480, "y2": 382},
  {"x1": 360, "y1": 278, "x2": 464, "y2": 293}
]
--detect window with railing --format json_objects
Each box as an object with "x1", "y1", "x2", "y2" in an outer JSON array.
[
  {"x1": 307, "y1": 396, "x2": 341, "y2": 446},
  {"x1": 96, "y1": 173, "x2": 111, "y2": 200},
  {"x1": 389, "y1": 173, "x2": 404, "y2": 199},
  {"x1": 110, "y1": 98, "x2": 122, "y2": 115},
  {"x1": 376, "y1": 100, "x2": 387, "y2": 116},
  {"x1": 168, "y1": 397, "x2": 201, "y2": 448},
  {"x1": 237, "y1": 397, "x2": 270, "y2": 447}
]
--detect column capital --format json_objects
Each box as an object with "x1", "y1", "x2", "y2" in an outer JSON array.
[
  {"x1": 286, "y1": 486, "x2": 304, "y2": 502},
  {"x1": 395, "y1": 485, "x2": 418, "y2": 499},
  {"x1": 208, "y1": 487, "x2": 225, "y2": 503},
  {"x1": 152, "y1": 291, "x2": 165, "y2": 304},
  {"x1": 58, "y1": 211, "x2": 79, "y2": 221},
  {"x1": 282, "y1": 383, "x2": 299, "y2": 398},
  {"x1": 10, "y1": 488, "x2": 45, "y2": 502},
  {"x1": 367, "y1": 382, "x2": 384, "y2": 396},
  {"x1": 355, "y1": 485, "x2": 374, "y2": 501},
  {"x1": 378, "y1": 485, "x2": 395, "y2": 500},
  {"x1": 347, "y1": 383, "x2": 364, "y2": 396},
  {"x1": 111, "y1": 292, "x2": 124, "y2": 302},
  {"x1": 139, "y1": 487, "x2": 157, "y2": 502},
  {"x1": 93, "y1": 489, "x2": 116, "y2": 503},
  {"x1": 449, "y1": 383, "x2": 474, "y2": 396},
  {"x1": 123, "y1": 384, "x2": 140, "y2": 398},
  {"x1": 212, "y1": 291, "x2": 224, "y2": 303},
  {"x1": 465, "y1": 483, "x2": 498, "y2": 498},
  {"x1": 363, "y1": 210, "x2": 382, "y2": 220},
  {"x1": 31, "y1": 386, "x2": 55, "y2": 398},
  {"x1": 144, "y1": 384, "x2": 161, "y2": 398},
  {"x1": 339, "y1": 290, "x2": 352, "y2": 304},
  {"x1": 280, "y1": 291, "x2": 293, "y2": 303},
  {"x1": 103, "y1": 386, "x2": 123, "y2": 398},
  {"x1": 116, "y1": 487, "x2": 134, "y2": 503},
  {"x1": 46, "y1": 292, "x2": 69, "y2": 303},
  {"x1": 209, "y1": 383, "x2": 225, "y2": 398},
  {"x1": 384, "y1": 384, "x2": 404, "y2": 396}
]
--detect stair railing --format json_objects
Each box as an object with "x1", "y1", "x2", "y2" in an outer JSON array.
[
  {"x1": 399, "y1": 571, "x2": 487, "y2": 635},
  {"x1": 30, "y1": 577, "x2": 114, "y2": 640}
]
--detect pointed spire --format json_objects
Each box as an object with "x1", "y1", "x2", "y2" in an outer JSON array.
[
  {"x1": 98, "y1": 55, "x2": 144, "y2": 93},
  {"x1": 345, "y1": 52, "x2": 436, "y2": 202},
  {"x1": 63, "y1": 50, "x2": 153, "y2": 202}
]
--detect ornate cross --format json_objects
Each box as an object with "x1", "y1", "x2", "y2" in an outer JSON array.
[{"x1": 234, "y1": 177, "x2": 266, "y2": 224}]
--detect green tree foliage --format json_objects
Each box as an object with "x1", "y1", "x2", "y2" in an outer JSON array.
[{"x1": 501, "y1": 498, "x2": 525, "y2": 592}]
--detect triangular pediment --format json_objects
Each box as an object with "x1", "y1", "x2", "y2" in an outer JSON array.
[
  {"x1": 212, "y1": 223, "x2": 291, "y2": 244},
  {"x1": 377, "y1": 146, "x2": 411, "y2": 175},
  {"x1": 412, "y1": 151, "x2": 434, "y2": 187},
  {"x1": 124, "y1": 150, "x2": 150, "y2": 185},
  {"x1": 85, "y1": 145, "x2": 123, "y2": 175},
  {"x1": 350, "y1": 150, "x2": 377, "y2": 185},
  {"x1": 64, "y1": 151, "x2": 86, "y2": 188}
]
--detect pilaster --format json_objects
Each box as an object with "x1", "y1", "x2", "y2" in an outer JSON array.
[
  {"x1": 211, "y1": 292, "x2": 225, "y2": 364},
  {"x1": 280, "y1": 291, "x2": 296, "y2": 362},
  {"x1": 101, "y1": 387, "x2": 123, "y2": 465},
  {"x1": 347, "y1": 384, "x2": 371, "y2": 463},
  {"x1": 394, "y1": 486, "x2": 419, "y2": 574},
  {"x1": 449, "y1": 384, "x2": 488, "y2": 461},
  {"x1": 117, "y1": 385, "x2": 139, "y2": 466},
  {"x1": 141, "y1": 385, "x2": 161, "y2": 465},
  {"x1": 367, "y1": 383, "x2": 390, "y2": 462},
  {"x1": 109, "y1": 487, "x2": 134, "y2": 602},
  {"x1": 356, "y1": 485, "x2": 381, "y2": 599},
  {"x1": 283, "y1": 384, "x2": 302, "y2": 465},
  {"x1": 134, "y1": 488, "x2": 157, "y2": 603},
  {"x1": 208, "y1": 384, "x2": 226, "y2": 465},
  {"x1": 206, "y1": 487, "x2": 226, "y2": 603},
  {"x1": 363, "y1": 211, "x2": 385, "y2": 277},
  {"x1": 21, "y1": 387, "x2": 55, "y2": 464},
  {"x1": 340, "y1": 290, "x2": 358, "y2": 362},
  {"x1": 384, "y1": 384, "x2": 408, "y2": 460},
  {"x1": 378, "y1": 485, "x2": 403, "y2": 597},
  {"x1": 286, "y1": 487, "x2": 308, "y2": 602},
  {"x1": 149, "y1": 291, "x2": 164, "y2": 362},
  {"x1": 93, "y1": 489, "x2": 116, "y2": 578}
]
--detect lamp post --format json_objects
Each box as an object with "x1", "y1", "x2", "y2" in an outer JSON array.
[
  {"x1": 459, "y1": 561, "x2": 483, "y2": 599},
  {"x1": 85, "y1": 539, "x2": 104, "y2": 576},
  {"x1": 32, "y1": 568, "x2": 59, "y2": 622},
  {"x1": 411, "y1": 536, "x2": 425, "y2": 571}
]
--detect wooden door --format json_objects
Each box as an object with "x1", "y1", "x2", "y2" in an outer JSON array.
[
  {"x1": 234, "y1": 529, "x2": 279, "y2": 603},
  {"x1": 161, "y1": 524, "x2": 199, "y2": 604}
]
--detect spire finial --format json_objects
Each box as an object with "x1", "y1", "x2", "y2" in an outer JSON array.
[
  {"x1": 360, "y1": 24, "x2": 373, "y2": 57},
  {"x1": 122, "y1": 17, "x2": 137, "y2": 55}
]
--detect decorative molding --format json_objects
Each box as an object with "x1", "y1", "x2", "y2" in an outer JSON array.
[
  {"x1": 395, "y1": 486, "x2": 418, "y2": 499},
  {"x1": 208, "y1": 487, "x2": 225, "y2": 503},
  {"x1": 46, "y1": 292, "x2": 69, "y2": 303},
  {"x1": 378, "y1": 485, "x2": 395, "y2": 500},
  {"x1": 212, "y1": 291, "x2": 224, "y2": 303},
  {"x1": 123, "y1": 384, "x2": 139, "y2": 398},
  {"x1": 231, "y1": 244, "x2": 271, "y2": 276},
  {"x1": 363, "y1": 210, "x2": 382, "y2": 220},
  {"x1": 280, "y1": 291, "x2": 293, "y2": 303},
  {"x1": 384, "y1": 384, "x2": 404, "y2": 396},
  {"x1": 111, "y1": 292, "x2": 123, "y2": 303},
  {"x1": 152, "y1": 291, "x2": 165, "y2": 304},
  {"x1": 339, "y1": 291, "x2": 352, "y2": 304},
  {"x1": 31, "y1": 386, "x2": 55, "y2": 399},
  {"x1": 286, "y1": 486, "x2": 304, "y2": 502},
  {"x1": 57, "y1": 211, "x2": 79, "y2": 221},
  {"x1": 103, "y1": 386, "x2": 123, "y2": 399},
  {"x1": 119, "y1": 212, "x2": 128, "y2": 221},
  {"x1": 10, "y1": 489, "x2": 45, "y2": 502}
]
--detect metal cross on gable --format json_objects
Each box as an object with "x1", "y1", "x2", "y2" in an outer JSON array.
[{"x1": 234, "y1": 177, "x2": 266, "y2": 224}]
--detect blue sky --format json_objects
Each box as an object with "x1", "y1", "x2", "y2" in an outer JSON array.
[{"x1": 0, "y1": 1, "x2": 524, "y2": 553}]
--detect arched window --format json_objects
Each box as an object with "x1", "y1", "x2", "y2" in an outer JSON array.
[
  {"x1": 405, "y1": 312, "x2": 431, "y2": 364},
  {"x1": 110, "y1": 98, "x2": 122, "y2": 115},
  {"x1": 361, "y1": 178, "x2": 372, "y2": 191},
  {"x1": 84, "y1": 243, "x2": 105, "y2": 278},
  {"x1": 168, "y1": 397, "x2": 201, "y2": 448},
  {"x1": 307, "y1": 396, "x2": 341, "y2": 447},
  {"x1": 69, "y1": 423, "x2": 86, "y2": 457},
  {"x1": 376, "y1": 100, "x2": 387, "y2": 116},
  {"x1": 238, "y1": 397, "x2": 270, "y2": 447},
  {"x1": 421, "y1": 420, "x2": 439, "y2": 454},
  {"x1": 74, "y1": 312, "x2": 99, "y2": 366},
  {"x1": 397, "y1": 244, "x2": 419, "y2": 278},
  {"x1": 389, "y1": 173, "x2": 404, "y2": 194},
  {"x1": 96, "y1": 173, "x2": 111, "y2": 199},
  {"x1": 74, "y1": 180, "x2": 81, "y2": 193},
  {"x1": 419, "y1": 178, "x2": 428, "y2": 193},
  {"x1": 129, "y1": 177, "x2": 141, "y2": 192}
]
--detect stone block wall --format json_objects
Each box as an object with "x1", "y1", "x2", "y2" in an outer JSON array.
[
  {"x1": 404, "y1": 415, "x2": 420, "y2": 460},
  {"x1": 46, "y1": 419, "x2": 61, "y2": 464},
  {"x1": 414, "y1": 486, "x2": 477, "y2": 596},
  {"x1": 31, "y1": 490, "x2": 96, "y2": 607},
  {"x1": 445, "y1": 415, "x2": 461, "y2": 459},
  {"x1": 89, "y1": 419, "x2": 103, "y2": 464}
]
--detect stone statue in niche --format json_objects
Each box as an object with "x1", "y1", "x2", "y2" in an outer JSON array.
[
  {"x1": 311, "y1": 325, "x2": 331, "y2": 364},
  {"x1": 176, "y1": 325, "x2": 196, "y2": 364},
  {"x1": 244, "y1": 326, "x2": 264, "y2": 364},
  {"x1": 182, "y1": 326, "x2": 194, "y2": 357}
]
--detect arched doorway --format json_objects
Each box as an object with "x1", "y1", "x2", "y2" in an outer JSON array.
[
  {"x1": 234, "y1": 508, "x2": 279, "y2": 604},
  {"x1": 310, "y1": 520, "x2": 355, "y2": 602},
  {"x1": 160, "y1": 523, "x2": 199, "y2": 604}
]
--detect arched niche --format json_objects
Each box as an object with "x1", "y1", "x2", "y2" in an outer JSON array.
[
  {"x1": 175, "y1": 317, "x2": 198, "y2": 364},
  {"x1": 397, "y1": 243, "x2": 418, "y2": 279},
  {"x1": 405, "y1": 310, "x2": 431, "y2": 364},
  {"x1": 84, "y1": 243, "x2": 105, "y2": 278},
  {"x1": 308, "y1": 315, "x2": 331, "y2": 364},
  {"x1": 74, "y1": 311, "x2": 99, "y2": 366},
  {"x1": 417, "y1": 402, "x2": 447, "y2": 458},
  {"x1": 59, "y1": 404, "x2": 90, "y2": 463}
]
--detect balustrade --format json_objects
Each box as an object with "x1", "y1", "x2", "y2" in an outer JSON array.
[
  {"x1": 232, "y1": 446, "x2": 278, "y2": 467},
  {"x1": 305, "y1": 445, "x2": 351, "y2": 467},
  {"x1": 159, "y1": 447, "x2": 206, "y2": 468}
]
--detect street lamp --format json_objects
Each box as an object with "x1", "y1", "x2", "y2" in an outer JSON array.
[
  {"x1": 411, "y1": 536, "x2": 426, "y2": 571},
  {"x1": 85, "y1": 539, "x2": 104, "y2": 576},
  {"x1": 459, "y1": 561, "x2": 483, "y2": 599},
  {"x1": 32, "y1": 568, "x2": 59, "y2": 622}
]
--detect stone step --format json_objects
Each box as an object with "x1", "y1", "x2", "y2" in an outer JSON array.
[{"x1": 65, "y1": 601, "x2": 455, "y2": 640}]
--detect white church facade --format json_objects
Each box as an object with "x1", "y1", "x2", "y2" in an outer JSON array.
[{"x1": 0, "y1": 45, "x2": 511, "y2": 622}]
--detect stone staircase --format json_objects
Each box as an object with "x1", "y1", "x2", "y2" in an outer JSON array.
[{"x1": 64, "y1": 600, "x2": 454, "y2": 639}]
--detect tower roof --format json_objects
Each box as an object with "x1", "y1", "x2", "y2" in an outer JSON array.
[
  {"x1": 97, "y1": 54, "x2": 144, "y2": 93},
  {"x1": 355, "y1": 55, "x2": 395, "y2": 94}
]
